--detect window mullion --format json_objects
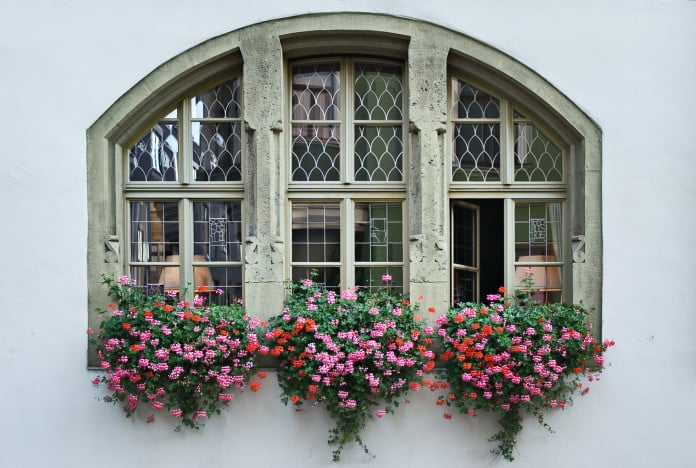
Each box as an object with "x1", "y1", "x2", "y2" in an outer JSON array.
[
  {"x1": 180, "y1": 199, "x2": 193, "y2": 301},
  {"x1": 343, "y1": 198, "x2": 354, "y2": 288},
  {"x1": 181, "y1": 100, "x2": 192, "y2": 185},
  {"x1": 503, "y1": 197, "x2": 515, "y2": 294},
  {"x1": 501, "y1": 99, "x2": 513, "y2": 185},
  {"x1": 343, "y1": 58, "x2": 354, "y2": 184}
]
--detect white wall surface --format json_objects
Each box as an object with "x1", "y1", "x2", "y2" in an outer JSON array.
[{"x1": 0, "y1": 1, "x2": 694, "y2": 467}]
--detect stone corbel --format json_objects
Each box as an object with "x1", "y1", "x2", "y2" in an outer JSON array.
[
  {"x1": 104, "y1": 235, "x2": 119, "y2": 263},
  {"x1": 571, "y1": 235, "x2": 586, "y2": 263},
  {"x1": 244, "y1": 236, "x2": 259, "y2": 265},
  {"x1": 270, "y1": 120, "x2": 283, "y2": 134},
  {"x1": 409, "y1": 234, "x2": 424, "y2": 263},
  {"x1": 270, "y1": 236, "x2": 284, "y2": 264}
]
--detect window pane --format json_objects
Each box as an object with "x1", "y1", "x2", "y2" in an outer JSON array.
[
  {"x1": 192, "y1": 201, "x2": 242, "y2": 262},
  {"x1": 354, "y1": 62, "x2": 403, "y2": 121},
  {"x1": 204, "y1": 266, "x2": 242, "y2": 305},
  {"x1": 355, "y1": 266, "x2": 403, "y2": 292},
  {"x1": 192, "y1": 122, "x2": 242, "y2": 181},
  {"x1": 453, "y1": 268, "x2": 476, "y2": 305},
  {"x1": 515, "y1": 201, "x2": 563, "y2": 303},
  {"x1": 354, "y1": 126, "x2": 403, "y2": 181},
  {"x1": 191, "y1": 78, "x2": 241, "y2": 118},
  {"x1": 452, "y1": 80, "x2": 500, "y2": 119},
  {"x1": 129, "y1": 122, "x2": 179, "y2": 182},
  {"x1": 130, "y1": 201, "x2": 179, "y2": 262},
  {"x1": 291, "y1": 125, "x2": 341, "y2": 181},
  {"x1": 355, "y1": 203, "x2": 403, "y2": 262},
  {"x1": 514, "y1": 202, "x2": 563, "y2": 260},
  {"x1": 291, "y1": 203, "x2": 341, "y2": 263},
  {"x1": 291, "y1": 267, "x2": 341, "y2": 292},
  {"x1": 129, "y1": 265, "x2": 179, "y2": 298},
  {"x1": 292, "y1": 62, "x2": 340, "y2": 121},
  {"x1": 514, "y1": 265, "x2": 562, "y2": 303},
  {"x1": 453, "y1": 205, "x2": 476, "y2": 266},
  {"x1": 514, "y1": 123, "x2": 563, "y2": 182},
  {"x1": 452, "y1": 123, "x2": 500, "y2": 182}
]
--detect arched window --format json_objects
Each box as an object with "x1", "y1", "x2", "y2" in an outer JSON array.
[
  {"x1": 449, "y1": 78, "x2": 567, "y2": 304},
  {"x1": 288, "y1": 58, "x2": 407, "y2": 291},
  {"x1": 87, "y1": 14, "x2": 602, "y2": 364},
  {"x1": 125, "y1": 77, "x2": 244, "y2": 304}
]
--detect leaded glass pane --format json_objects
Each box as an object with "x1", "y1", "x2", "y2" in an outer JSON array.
[
  {"x1": 515, "y1": 201, "x2": 563, "y2": 303},
  {"x1": 514, "y1": 265, "x2": 562, "y2": 303},
  {"x1": 291, "y1": 203, "x2": 341, "y2": 263},
  {"x1": 514, "y1": 123, "x2": 563, "y2": 182},
  {"x1": 130, "y1": 201, "x2": 179, "y2": 262},
  {"x1": 453, "y1": 205, "x2": 476, "y2": 266},
  {"x1": 453, "y1": 269, "x2": 476, "y2": 305},
  {"x1": 129, "y1": 123, "x2": 179, "y2": 181},
  {"x1": 354, "y1": 126, "x2": 403, "y2": 181},
  {"x1": 192, "y1": 201, "x2": 242, "y2": 262},
  {"x1": 453, "y1": 80, "x2": 500, "y2": 119},
  {"x1": 355, "y1": 266, "x2": 403, "y2": 292},
  {"x1": 129, "y1": 265, "x2": 179, "y2": 297},
  {"x1": 193, "y1": 122, "x2": 242, "y2": 181},
  {"x1": 354, "y1": 62, "x2": 403, "y2": 121},
  {"x1": 291, "y1": 125, "x2": 340, "y2": 181},
  {"x1": 292, "y1": 62, "x2": 340, "y2": 121},
  {"x1": 514, "y1": 202, "x2": 562, "y2": 261},
  {"x1": 204, "y1": 266, "x2": 243, "y2": 305},
  {"x1": 452, "y1": 123, "x2": 500, "y2": 182},
  {"x1": 291, "y1": 267, "x2": 341, "y2": 292},
  {"x1": 355, "y1": 203, "x2": 403, "y2": 262},
  {"x1": 191, "y1": 78, "x2": 241, "y2": 118}
]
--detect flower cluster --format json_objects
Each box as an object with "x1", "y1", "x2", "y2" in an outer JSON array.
[
  {"x1": 433, "y1": 277, "x2": 614, "y2": 461},
  {"x1": 265, "y1": 274, "x2": 434, "y2": 461},
  {"x1": 90, "y1": 276, "x2": 265, "y2": 429}
]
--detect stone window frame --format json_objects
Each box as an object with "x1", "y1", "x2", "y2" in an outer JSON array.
[{"x1": 87, "y1": 13, "x2": 602, "y2": 365}]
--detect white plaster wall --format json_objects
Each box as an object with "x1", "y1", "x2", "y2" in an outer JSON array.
[{"x1": 0, "y1": 1, "x2": 694, "y2": 467}]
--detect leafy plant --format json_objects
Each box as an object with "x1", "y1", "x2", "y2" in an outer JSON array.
[
  {"x1": 432, "y1": 272, "x2": 614, "y2": 461},
  {"x1": 89, "y1": 276, "x2": 265, "y2": 429},
  {"x1": 264, "y1": 274, "x2": 435, "y2": 461}
]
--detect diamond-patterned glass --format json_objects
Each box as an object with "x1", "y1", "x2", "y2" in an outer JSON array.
[
  {"x1": 354, "y1": 62, "x2": 403, "y2": 121},
  {"x1": 454, "y1": 81, "x2": 500, "y2": 119},
  {"x1": 452, "y1": 123, "x2": 501, "y2": 182},
  {"x1": 354, "y1": 126, "x2": 403, "y2": 181},
  {"x1": 191, "y1": 78, "x2": 241, "y2": 118},
  {"x1": 129, "y1": 122, "x2": 179, "y2": 181},
  {"x1": 292, "y1": 62, "x2": 340, "y2": 121},
  {"x1": 514, "y1": 123, "x2": 563, "y2": 182},
  {"x1": 193, "y1": 122, "x2": 242, "y2": 181},
  {"x1": 291, "y1": 125, "x2": 341, "y2": 181}
]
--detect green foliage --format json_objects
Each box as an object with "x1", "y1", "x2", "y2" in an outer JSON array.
[
  {"x1": 90, "y1": 276, "x2": 263, "y2": 429},
  {"x1": 264, "y1": 274, "x2": 434, "y2": 461},
  {"x1": 433, "y1": 273, "x2": 614, "y2": 461}
]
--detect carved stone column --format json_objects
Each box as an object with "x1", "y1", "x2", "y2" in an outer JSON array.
[
  {"x1": 407, "y1": 36, "x2": 450, "y2": 315},
  {"x1": 239, "y1": 27, "x2": 286, "y2": 318}
]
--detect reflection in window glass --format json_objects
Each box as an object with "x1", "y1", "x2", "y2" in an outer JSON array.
[
  {"x1": 514, "y1": 121, "x2": 563, "y2": 182},
  {"x1": 291, "y1": 203, "x2": 341, "y2": 288},
  {"x1": 129, "y1": 123, "x2": 179, "y2": 182},
  {"x1": 514, "y1": 201, "x2": 563, "y2": 302}
]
